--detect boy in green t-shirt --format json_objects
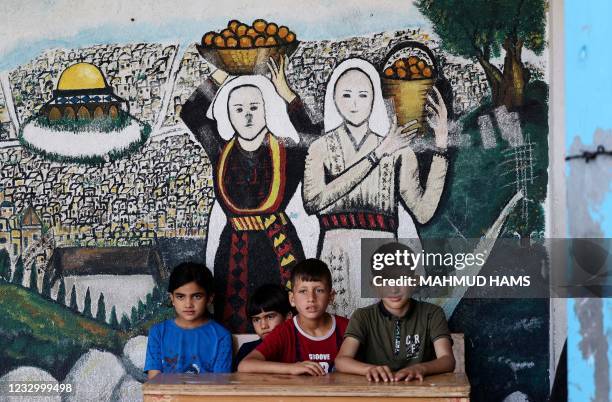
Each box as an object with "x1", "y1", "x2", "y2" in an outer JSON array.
[{"x1": 335, "y1": 242, "x2": 455, "y2": 382}]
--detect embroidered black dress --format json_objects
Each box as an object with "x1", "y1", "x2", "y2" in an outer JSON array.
[{"x1": 181, "y1": 79, "x2": 318, "y2": 332}]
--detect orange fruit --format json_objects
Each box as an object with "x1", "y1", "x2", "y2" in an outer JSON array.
[
  {"x1": 226, "y1": 37, "x2": 238, "y2": 48},
  {"x1": 384, "y1": 67, "x2": 395, "y2": 77},
  {"x1": 221, "y1": 29, "x2": 234, "y2": 38},
  {"x1": 239, "y1": 36, "x2": 253, "y2": 48},
  {"x1": 246, "y1": 27, "x2": 258, "y2": 38},
  {"x1": 278, "y1": 26, "x2": 289, "y2": 39},
  {"x1": 409, "y1": 65, "x2": 419, "y2": 74},
  {"x1": 236, "y1": 24, "x2": 248, "y2": 37},
  {"x1": 423, "y1": 67, "x2": 432, "y2": 78},
  {"x1": 397, "y1": 68, "x2": 407, "y2": 79},
  {"x1": 202, "y1": 32, "x2": 215, "y2": 46},
  {"x1": 411, "y1": 73, "x2": 423, "y2": 79},
  {"x1": 253, "y1": 19, "x2": 267, "y2": 33},
  {"x1": 285, "y1": 32, "x2": 296, "y2": 43},
  {"x1": 266, "y1": 22, "x2": 278, "y2": 36},
  {"x1": 213, "y1": 35, "x2": 226, "y2": 48},
  {"x1": 417, "y1": 60, "x2": 426, "y2": 70},
  {"x1": 408, "y1": 56, "x2": 418, "y2": 65},
  {"x1": 394, "y1": 59, "x2": 405, "y2": 69},
  {"x1": 228, "y1": 20, "x2": 240, "y2": 32},
  {"x1": 254, "y1": 36, "x2": 266, "y2": 47},
  {"x1": 265, "y1": 36, "x2": 277, "y2": 46}
]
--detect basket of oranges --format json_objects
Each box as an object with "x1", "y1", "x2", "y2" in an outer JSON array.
[
  {"x1": 380, "y1": 41, "x2": 438, "y2": 130},
  {"x1": 197, "y1": 19, "x2": 299, "y2": 75}
]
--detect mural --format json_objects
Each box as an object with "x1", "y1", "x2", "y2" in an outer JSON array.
[
  {"x1": 0, "y1": 1, "x2": 549, "y2": 401},
  {"x1": 19, "y1": 62, "x2": 150, "y2": 164}
]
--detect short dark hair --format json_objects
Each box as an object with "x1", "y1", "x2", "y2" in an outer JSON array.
[
  {"x1": 369, "y1": 242, "x2": 417, "y2": 277},
  {"x1": 290, "y1": 258, "x2": 332, "y2": 290},
  {"x1": 168, "y1": 262, "x2": 214, "y2": 295},
  {"x1": 247, "y1": 283, "x2": 291, "y2": 317}
]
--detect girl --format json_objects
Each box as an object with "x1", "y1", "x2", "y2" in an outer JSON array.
[{"x1": 144, "y1": 262, "x2": 232, "y2": 378}]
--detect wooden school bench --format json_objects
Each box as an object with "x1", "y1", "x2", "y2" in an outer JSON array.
[{"x1": 142, "y1": 334, "x2": 470, "y2": 402}]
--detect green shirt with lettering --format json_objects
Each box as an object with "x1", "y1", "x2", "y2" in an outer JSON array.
[{"x1": 344, "y1": 299, "x2": 451, "y2": 371}]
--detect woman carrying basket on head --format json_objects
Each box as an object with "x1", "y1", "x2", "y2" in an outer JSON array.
[
  {"x1": 180, "y1": 58, "x2": 318, "y2": 333},
  {"x1": 273, "y1": 56, "x2": 450, "y2": 317}
]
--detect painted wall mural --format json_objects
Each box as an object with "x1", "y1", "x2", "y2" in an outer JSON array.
[{"x1": 0, "y1": 1, "x2": 549, "y2": 401}]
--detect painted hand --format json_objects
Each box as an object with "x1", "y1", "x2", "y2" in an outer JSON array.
[
  {"x1": 374, "y1": 118, "x2": 419, "y2": 160},
  {"x1": 210, "y1": 68, "x2": 229, "y2": 86},
  {"x1": 267, "y1": 55, "x2": 296, "y2": 103},
  {"x1": 425, "y1": 86, "x2": 448, "y2": 150}
]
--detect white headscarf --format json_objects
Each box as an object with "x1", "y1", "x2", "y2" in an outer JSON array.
[
  {"x1": 206, "y1": 75, "x2": 300, "y2": 143},
  {"x1": 323, "y1": 58, "x2": 391, "y2": 136}
]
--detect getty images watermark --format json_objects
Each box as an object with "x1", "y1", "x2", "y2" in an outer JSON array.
[{"x1": 361, "y1": 238, "x2": 612, "y2": 299}]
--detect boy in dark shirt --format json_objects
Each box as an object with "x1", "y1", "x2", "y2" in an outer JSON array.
[{"x1": 232, "y1": 284, "x2": 293, "y2": 371}]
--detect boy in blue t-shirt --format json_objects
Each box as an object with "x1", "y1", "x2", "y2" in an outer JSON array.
[{"x1": 144, "y1": 262, "x2": 232, "y2": 378}]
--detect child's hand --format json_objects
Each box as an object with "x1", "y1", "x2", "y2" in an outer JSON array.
[
  {"x1": 290, "y1": 361, "x2": 326, "y2": 376},
  {"x1": 365, "y1": 365, "x2": 394, "y2": 382},
  {"x1": 394, "y1": 364, "x2": 427, "y2": 382}
]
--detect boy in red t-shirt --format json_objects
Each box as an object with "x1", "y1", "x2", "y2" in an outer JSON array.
[{"x1": 238, "y1": 258, "x2": 349, "y2": 375}]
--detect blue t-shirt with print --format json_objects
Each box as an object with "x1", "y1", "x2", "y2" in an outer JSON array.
[{"x1": 144, "y1": 319, "x2": 232, "y2": 374}]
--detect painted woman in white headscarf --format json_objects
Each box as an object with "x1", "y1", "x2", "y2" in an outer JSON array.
[
  {"x1": 180, "y1": 64, "x2": 317, "y2": 332},
  {"x1": 279, "y1": 57, "x2": 450, "y2": 316}
]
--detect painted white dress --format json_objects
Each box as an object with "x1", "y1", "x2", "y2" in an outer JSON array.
[{"x1": 303, "y1": 125, "x2": 448, "y2": 317}]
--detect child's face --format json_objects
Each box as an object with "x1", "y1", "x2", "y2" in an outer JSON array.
[
  {"x1": 381, "y1": 285, "x2": 411, "y2": 312},
  {"x1": 251, "y1": 310, "x2": 288, "y2": 339},
  {"x1": 170, "y1": 281, "x2": 211, "y2": 323},
  {"x1": 289, "y1": 278, "x2": 334, "y2": 320}
]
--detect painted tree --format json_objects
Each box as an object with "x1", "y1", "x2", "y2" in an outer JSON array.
[
  {"x1": 130, "y1": 306, "x2": 138, "y2": 325},
  {"x1": 152, "y1": 284, "x2": 162, "y2": 302},
  {"x1": 120, "y1": 313, "x2": 130, "y2": 332},
  {"x1": 41, "y1": 269, "x2": 52, "y2": 298},
  {"x1": 137, "y1": 299, "x2": 145, "y2": 320},
  {"x1": 69, "y1": 284, "x2": 78, "y2": 311},
  {"x1": 83, "y1": 287, "x2": 93, "y2": 318},
  {"x1": 415, "y1": 0, "x2": 546, "y2": 109},
  {"x1": 56, "y1": 279, "x2": 66, "y2": 305},
  {"x1": 0, "y1": 249, "x2": 10, "y2": 281},
  {"x1": 96, "y1": 293, "x2": 106, "y2": 322},
  {"x1": 109, "y1": 306, "x2": 119, "y2": 328},
  {"x1": 28, "y1": 264, "x2": 38, "y2": 292},
  {"x1": 12, "y1": 257, "x2": 24, "y2": 286}
]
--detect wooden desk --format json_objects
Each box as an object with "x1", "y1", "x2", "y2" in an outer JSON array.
[{"x1": 143, "y1": 372, "x2": 470, "y2": 401}]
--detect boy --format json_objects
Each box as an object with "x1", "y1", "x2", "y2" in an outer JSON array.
[
  {"x1": 335, "y1": 242, "x2": 455, "y2": 382},
  {"x1": 238, "y1": 258, "x2": 349, "y2": 375},
  {"x1": 232, "y1": 283, "x2": 293, "y2": 371}
]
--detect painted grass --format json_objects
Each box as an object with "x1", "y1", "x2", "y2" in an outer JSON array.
[{"x1": 0, "y1": 282, "x2": 126, "y2": 380}]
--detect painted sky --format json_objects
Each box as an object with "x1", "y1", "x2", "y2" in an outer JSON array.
[{"x1": 1, "y1": 0, "x2": 430, "y2": 71}]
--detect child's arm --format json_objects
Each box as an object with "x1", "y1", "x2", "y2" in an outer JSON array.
[
  {"x1": 393, "y1": 337, "x2": 455, "y2": 382},
  {"x1": 237, "y1": 350, "x2": 326, "y2": 376},
  {"x1": 147, "y1": 370, "x2": 161, "y2": 380},
  {"x1": 144, "y1": 325, "x2": 163, "y2": 379},
  {"x1": 335, "y1": 337, "x2": 394, "y2": 382},
  {"x1": 212, "y1": 332, "x2": 233, "y2": 373}
]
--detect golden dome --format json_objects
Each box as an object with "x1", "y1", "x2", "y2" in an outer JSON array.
[{"x1": 57, "y1": 63, "x2": 107, "y2": 91}]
